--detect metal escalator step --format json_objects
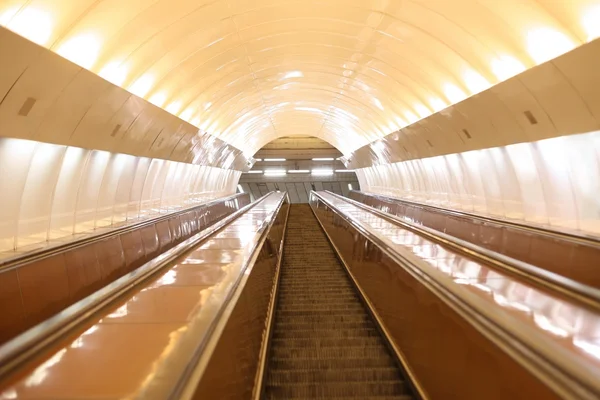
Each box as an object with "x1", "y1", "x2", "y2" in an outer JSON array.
[
  {"x1": 273, "y1": 313, "x2": 370, "y2": 324},
  {"x1": 270, "y1": 345, "x2": 394, "y2": 360},
  {"x1": 268, "y1": 367, "x2": 402, "y2": 384},
  {"x1": 270, "y1": 336, "x2": 384, "y2": 348},
  {"x1": 275, "y1": 307, "x2": 365, "y2": 316},
  {"x1": 273, "y1": 321, "x2": 374, "y2": 331},
  {"x1": 263, "y1": 204, "x2": 413, "y2": 400},
  {"x1": 265, "y1": 381, "x2": 407, "y2": 398},
  {"x1": 271, "y1": 328, "x2": 381, "y2": 340},
  {"x1": 268, "y1": 356, "x2": 398, "y2": 370}
]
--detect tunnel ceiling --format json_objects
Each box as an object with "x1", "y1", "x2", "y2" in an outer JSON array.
[{"x1": 1, "y1": 0, "x2": 599, "y2": 156}]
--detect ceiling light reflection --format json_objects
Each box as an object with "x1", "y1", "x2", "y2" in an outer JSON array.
[
  {"x1": 180, "y1": 108, "x2": 194, "y2": 121},
  {"x1": 415, "y1": 104, "x2": 431, "y2": 118},
  {"x1": 527, "y1": 28, "x2": 575, "y2": 64},
  {"x1": 6, "y1": 7, "x2": 52, "y2": 45},
  {"x1": 166, "y1": 101, "x2": 182, "y2": 114},
  {"x1": 444, "y1": 83, "x2": 467, "y2": 103},
  {"x1": 583, "y1": 6, "x2": 600, "y2": 41},
  {"x1": 463, "y1": 70, "x2": 490, "y2": 94},
  {"x1": 491, "y1": 55, "x2": 526, "y2": 81},
  {"x1": 129, "y1": 74, "x2": 154, "y2": 97},
  {"x1": 149, "y1": 92, "x2": 167, "y2": 107},
  {"x1": 429, "y1": 98, "x2": 447, "y2": 112},
  {"x1": 404, "y1": 111, "x2": 418, "y2": 124},
  {"x1": 0, "y1": 6, "x2": 19, "y2": 26},
  {"x1": 99, "y1": 61, "x2": 128, "y2": 86},
  {"x1": 282, "y1": 71, "x2": 304, "y2": 79},
  {"x1": 56, "y1": 34, "x2": 101, "y2": 69}
]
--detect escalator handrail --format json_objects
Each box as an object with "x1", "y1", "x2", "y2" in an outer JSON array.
[
  {"x1": 169, "y1": 191, "x2": 290, "y2": 400},
  {"x1": 0, "y1": 193, "x2": 248, "y2": 271},
  {"x1": 350, "y1": 190, "x2": 600, "y2": 248},
  {"x1": 0, "y1": 192, "x2": 271, "y2": 382},
  {"x1": 330, "y1": 191, "x2": 600, "y2": 311},
  {"x1": 310, "y1": 190, "x2": 600, "y2": 400}
]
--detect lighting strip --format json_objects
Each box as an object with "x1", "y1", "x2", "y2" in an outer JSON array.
[
  {"x1": 264, "y1": 170, "x2": 286, "y2": 176},
  {"x1": 311, "y1": 169, "x2": 334, "y2": 176}
]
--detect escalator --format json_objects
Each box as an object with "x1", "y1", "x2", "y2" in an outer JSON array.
[{"x1": 264, "y1": 204, "x2": 415, "y2": 399}]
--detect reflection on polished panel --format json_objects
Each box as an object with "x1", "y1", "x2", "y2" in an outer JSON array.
[
  {"x1": 315, "y1": 191, "x2": 600, "y2": 368},
  {"x1": 349, "y1": 190, "x2": 600, "y2": 289},
  {"x1": 0, "y1": 192, "x2": 287, "y2": 399}
]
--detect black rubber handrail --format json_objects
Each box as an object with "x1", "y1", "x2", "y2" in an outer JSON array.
[
  {"x1": 351, "y1": 190, "x2": 600, "y2": 247},
  {"x1": 331, "y1": 191, "x2": 600, "y2": 312},
  {"x1": 0, "y1": 193, "x2": 248, "y2": 271}
]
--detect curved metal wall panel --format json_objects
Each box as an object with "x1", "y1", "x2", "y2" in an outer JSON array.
[
  {"x1": 1, "y1": 1, "x2": 600, "y2": 155},
  {"x1": 0, "y1": 27, "x2": 249, "y2": 170},
  {"x1": 343, "y1": 38, "x2": 600, "y2": 170},
  {"x1": 0, "y1": 137, "x2": 241, "y2": 253},
  {"x1": 356, "y1": 130, "x2": 600, "y2": 235}
]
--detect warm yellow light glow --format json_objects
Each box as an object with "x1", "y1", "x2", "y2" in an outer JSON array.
[
  {"x1": 129, "y1": 74, "x2": 154, "y2": 97},
  {"x1": 394, "y1": 117, "x2": 406, "y2": 129},
  {"x1": 387, "y1": 121, "x2": 399, "y2": 132},
  {"x1": 463, "y1": 70, "x2": 490, "y2": 94},
  {"x1": 491, "y1": 55, "x2": 526, "y2": 81},
  {"x1": 56, "y1": 34, "x2": 101, "y2": 69},
  {"x1": 582, "y1": 6, "x2": 600, "y2": 41},
  {"x1": 166, "y1": 101, "x2": 182, "y2": 114},
  {"x1": 149, "y1": 92, "x2": 167, "y2": 107},
  {"x1": 527, "y1": 28, "x2": 576, "y2": 64},
  {"x1": 6, "y1": 7, "x2": 52, "y2": 45},
  {"x1": 190, "y1": 117, "x2": 201, "y2": 126},
  {"x1": 180, "y1": 108, "x2": 194, "y2": 121},
  {"x1": 429, "y1": 97, "x2": 447, "y2": 112},
  {"x1": 444, "y1": 83, "x2": 467, "y2": 103},
  {"x1": 415, "y1": 104, "x2": 431, "y2": 119},
  {"x1": 0, "y1": 6, "x2": 19, "y2": 26},
  {"x1": 404, "y1": 111, "x2": 418, "y2": 124},
  {"x1": 372, "y1": 97, "x2": 384, "y2": 110},
  {"x1": 99, "y1": 61, "x2": 128, "y2": 86},
  {"x1": 282, "y1": 71, "x2": 304, "y2": 79}
]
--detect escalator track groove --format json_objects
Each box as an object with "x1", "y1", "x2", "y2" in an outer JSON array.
[{"x1": 264, "y1": 204, "x2": 414, "y2": 399}]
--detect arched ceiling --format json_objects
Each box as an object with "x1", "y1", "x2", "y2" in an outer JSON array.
[{"x1": 1, "y1": 0, "x2": 599, "y2": 156}]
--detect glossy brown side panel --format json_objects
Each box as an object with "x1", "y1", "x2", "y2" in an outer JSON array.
[
  {"x1": 169, "y1": 216, "x2": 183, "y2": 244},
  {"x1": 0, "y1": 270, "x2": 24, "y2": 343},
  {"x1": 311, "y1": 198, "x2": 561, "y2": 400},
  {"x1": 0, "y1": 194, "x2": 251, "y2": 346},
  {"x1": 350, "y1": 191, "x2": 600, "y2": 288},
  {"x1": 119, "y1": 230, "x2": 146, "y2": 272},
  {"x1": 155, "y1": 220, "x2": 173, "y2": 251},
  {"x1": 63, "y1": 246, "x2": 103, "y2": 302},
  {"x1": 94, "y1": 236, "x2": 126, "y2": 283},
  {"x1": 192, "y1": 201, "x2": 289, "y2": 400},
  {"x1": 18, "y1": 254, "x2": 70, "y2": 331}
]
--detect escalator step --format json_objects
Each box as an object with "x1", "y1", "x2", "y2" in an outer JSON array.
[
  {"x1": 265, "y1": 381, "x2": 408, "y2": 398},
  {"x1": 263, "y1": 204, "x2": 414, "y2": 399}
]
